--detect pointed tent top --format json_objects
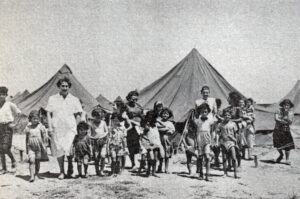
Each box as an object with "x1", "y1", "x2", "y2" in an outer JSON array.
[
  {"x1": 114, "y1": 96, "x2": 123, "y2": 103},
  {"x1": 58, "y1": 64, "x2": 72, "y2": 74},
  {"x1": 96, "y1": 93, "x2": 113, "y2": 111}
]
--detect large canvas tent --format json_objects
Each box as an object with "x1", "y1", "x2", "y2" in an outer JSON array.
[
  {"x1": 18, "y1": 64, "x2": 99, "y2": 115},
  {"x1": 11, "y1": 90, "x2": 30, "y2": 105},
  {"x1": 139, "y1": 48, "x2": 245, "y2": 122},
  {"x1": 255, "y1": 80, "x2": 300, "y2": 130},
  {"x1": 96, "y1": 93, "x2": 113, "y2": 111}
]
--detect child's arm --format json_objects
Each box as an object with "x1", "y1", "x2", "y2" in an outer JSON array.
[
  {"x1": 275, "y1": 112, "x2": 288, "y2": 124},
  {"x1": 25, "y1": 129, "x2": 29, "y2": 154}
]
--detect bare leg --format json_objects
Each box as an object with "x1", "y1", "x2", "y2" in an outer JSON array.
[
  {"x1": 205, "y1": 154, "x2": 211, "y2": 181},
  {"x1": 198, "y1": 156, "x2": 203, "y2": 180},
  {"x1": 230, "y1": 147, "x2": 238, "y2": 178},
  {"x1": 186, "y1": 153, "x2": 192, "y2": 175},
  {"x1": 276, "y1": 149, "x2": 283, "y2": 163},
  {"x1": 285, "y1": 150, "x2": 291, "y2": 165},
  {"x1": 129, "y1": 153, "x2": 135, "y2": 169},
  {"x1": 6, "y1": 149, "x2": 16, "y2": 168},
  {"x1": 57, "y1": 156, "x2": 65, "y2": 179},
  {"x1": 221, "y1": 147, "x2": 228, "y2": 176},
  {"x1": 165, "y1": 158, "x2": 169, "y2": 174},
  {"x1": 0, "y1": 153, "x2": 7, "y2": 172},
  {"x1": 77, "y1": 163, "x2": 82, "y2": 177},
  {"x1": 95, "y1": 158, "x2": 100, "y2": 176},
  {"x1": 29, "y1": 157, "x2": 35, "y2": 182},
  {"x1": 67, "y1": 156, "x2": 73, "y2": 177}
]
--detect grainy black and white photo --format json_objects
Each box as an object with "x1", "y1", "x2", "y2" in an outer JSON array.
[{"x1": 0, "y1": 0, "x2": 300, "y2": 198}]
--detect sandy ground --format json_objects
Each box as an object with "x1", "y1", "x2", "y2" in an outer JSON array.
[{"x1": 1, "y1": 129, "x2": 300, "y2": 199}]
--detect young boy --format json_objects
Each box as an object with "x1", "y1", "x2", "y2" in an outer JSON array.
[
  {"x1": 90, "y1": 109, "x2": 109, "y2": 176},
  {"x1": 192, "y1": 103, "x2": 216, "y2": 181},
  {"x1": 0, "y1": 86, "x2": 21, "y2": 174},
  {"x1": 244, "y1": 98, "x2": 255, "y2": 160},
  {"x1": 216, "y1": 109, "x2": 238, "y2": 178}
]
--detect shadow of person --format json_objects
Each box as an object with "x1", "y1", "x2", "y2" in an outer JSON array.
[{"x1": 16, "y1": 172, "x2": 59, "y2": 182}]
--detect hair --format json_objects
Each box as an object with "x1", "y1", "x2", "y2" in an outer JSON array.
[
  {"x1": 160, "y1": 107, "x2": 173, "y2": 119},
  {"x1": 153, "y1": 101, "x2": 163, "y2": 110},
  {"x1": 77, "y1": 121, "x2": 89, "y2": 132},
  {"x1": 126, "y1": 90, "x2": 139, "y2": 101},
  {"x1": 196, "y1": 103, "x2": 211, "y2": 113},
  {"x1": 246, "y1": 98, "x2": 254, "y2": 105},
  {"x1": 228, "y1": 91, "x2": 242, "y2": 107},
  {"x1": 215, "y1": 98, "x2": 222, "y2": 108},
  {"x1": 56, "y1": 77, "x2": 72, "y2": 88},
  {"x1": 222, "y1": 109, "x2": 232, "y2": 117},
  {"x1": 279, "y1": 99, "x2": 294, "y2": 108},
  {"x1": 91, "y1": 108, "x2": 104, "y2": 119},
  {"x1": 142, "y1": 110, "x2": 157, "y2": 127},
  {"x1": 28, "y1": 110, "x2": 40, "y2": 121},
  {"x1": 0, "y1": 86, "x2": 8, "y2": 95},
  {"x1": 201, "y1": 85, "x2": 210, "y2": 93}
]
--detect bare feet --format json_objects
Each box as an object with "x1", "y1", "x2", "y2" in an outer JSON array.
[{"x1": 58, "y1": 173, "x2": 65, "y2": 180}]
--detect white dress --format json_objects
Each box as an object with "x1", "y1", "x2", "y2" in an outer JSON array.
[{"x1": 46, "y1": 93, "x2": 82, "y2": 157}]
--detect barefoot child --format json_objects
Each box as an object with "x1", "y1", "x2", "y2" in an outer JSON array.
[
  {"x1": 73, "y1": 121, "x2": 91, "y2": 178},
  {"x1": 157, "y1": 108, "x2": 175, "y2": 174},
  {"x1": 0, "y1": 86, "x2": 21, "y2": 174},
  {"x1": 109, "y1": 116, "x2": 131, "y2": 177},
  {"x1": 90, "y1": 109, "x2": 109, "y2": 176},
  {"x1": 245, "y1": 98, "x2": 255, "y2": 160},
  {"x1": 25, "y1": 110, "x2": 49, "y2": 182},
  {"x1": 216, "y1": 109, "x2": 238, "y2": 178},
  {"x1": 192, "y1": 103, "x2": 216, "y2": 181}
]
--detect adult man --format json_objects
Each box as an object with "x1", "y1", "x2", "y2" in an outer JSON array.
[
  {"x1": 46, "y1": 77, "x2": 83, "y2": 179},
  {"x1": 195, "y1": 85, "x2": 217, "y2": 116},
  {"x1": 0, "y1": 86, "x2": 21, "y2": 174}
]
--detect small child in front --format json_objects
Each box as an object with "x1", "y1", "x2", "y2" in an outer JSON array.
[
  {"x1": 72, "y1": 121, "x2": 91, "y2": 178},
  {"x1": 25, "y1": 110, "x2": 49, "y2": 182}
]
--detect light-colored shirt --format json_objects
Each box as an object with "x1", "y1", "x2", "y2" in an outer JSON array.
[
  {"x1": 195, "y1": 97, "x2": 217, "y2": 115},
  {"x1": 90, "y1": 120, "x2": 108, "y2": 139},
  {"x1": 216, "y1": 121, "x2": 237, "y2": 143},
  {"x1": 0, "y1": 101, "x2": 21, "y2": 123},
  {"x1": 194, "y1": 114, "x2": 216, "y2": 145}
]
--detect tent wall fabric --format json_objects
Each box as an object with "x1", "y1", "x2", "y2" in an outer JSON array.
[
  {"x1": 138, "y1": 48, "x2": 245, "y2": 122},
  {"x1": 96, "y1": 94, "x2": 113, "y2": 111},
  {"x1": 255, "y1": 80, "x2": 300, "y2": 131},
  {"x1": 11, "y1": 90, "x2": 30, "y2": 105},
  {"x1": 18, "y1": 64, "x2": 99, "y2": 115}
]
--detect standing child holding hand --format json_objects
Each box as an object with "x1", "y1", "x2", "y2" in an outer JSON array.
[
  {"x1": 72, "y1": 121, "x2": 91, "y2": 178},
  {"x1": 25, "y1": 110, "x2": 49, "y2": 182}
]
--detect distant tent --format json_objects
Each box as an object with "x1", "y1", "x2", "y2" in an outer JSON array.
[
  {"x1": 96, "y1": 93, "x2": 112, "y2": 111},
  {"x1": 114, "y1": 96, "x2": 123, "y2": 103},
  {"x1": 11, "y1": 90, "x2": 30, "y2": 105},
  {"x1": 255, "y1": 80, "x2": 300, "y2": 131},
  {"x1": 139, "y1": 48, "x2": 245, "y2": 122},
  {"x1": 18, "y1": 64, "x2": 99, "y2": 115}
]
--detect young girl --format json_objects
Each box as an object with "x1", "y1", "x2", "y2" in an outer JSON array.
[
  {"x1": 157, "y1": 108, "x2": 175, "y2": 174},
  {"x1": 191, "y1": 103, "x2": 216, "y2": 181},
  {"x1": 216, "y1": 109, "x2": 238, "y2": 178},
  {"x1": 140, "y1": 111, "x2": 163, "y2": 177},
  {"x1": 109, "y1": 116, "x2": 131, "y2": 177},
  {"x1": 25, "y1": 110, "x2": 49, "y2": 182},
  {"x1": 72, "y1": 121, "x2": 91, "y2": 178},
  {"x1": 273, "y1": 99, "x2": 295, "y2": 165},
  {"x1": 244, "y1": 98, "x2": 255, "y2": 160},
  {"x1": 90, "y1": 109, "x2": 109, "y2": 176},
  {"x1": 237, "y1": 99, "x2": 248, "y2": 159}
]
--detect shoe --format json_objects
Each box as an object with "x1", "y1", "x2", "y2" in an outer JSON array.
[
  {"x1": 11, "y1": 162, "x2": 17, "y2": 168},
  {"x1": 58, "y1": 173, "x2": 65, "y2": 180},
  {"x1": 35, "y1": 174, "x2": 44, "y2": 179},
  {"x1": 99, "y1": 171, "x2": 105, "y2": 176},
  {"x1": 82, "y1": 174, "x2": 88, "y2": 178},
  {"x1": 29, "y1": 177, "x2": 35, "y2": 183},
  {"x1": 276, "y1": 156, "x2": 283, "y2": 163},
  {"x1": 0, "y1": 170, "x2": 7, "y2": 175}
]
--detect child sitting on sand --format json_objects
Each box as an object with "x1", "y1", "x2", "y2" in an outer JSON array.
[
  {"x1": 25, "y1": 110, "x2": 49, "y2": 182},
  {"x1": 72, "y1": 121, "x2": 91, "y2": 178}
]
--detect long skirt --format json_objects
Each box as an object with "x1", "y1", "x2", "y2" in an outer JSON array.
[
  {"x1": 273, "y1": 125, "x2": 295, "y2": 151},
  {"x1": 127, "y1": 126, "x2": 140, "y2": 155}
]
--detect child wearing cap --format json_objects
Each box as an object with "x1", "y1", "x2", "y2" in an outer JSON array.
[{"x1": 0, "y1": 86, "x2": 21, "y2": 174}]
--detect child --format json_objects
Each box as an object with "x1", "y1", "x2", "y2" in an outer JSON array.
[
  {"x1": 140, "y1": 111, "x2": 163, "y2": 177},
  {"x1": 157, "y1": 108, "x2": 175, "y2": 174},
  {"x1": 216, "y1": 109, "x2": 238, "y2": 178},
  {"x1": 90, "y1": 109, "x2": 109, "y2": 176},
  {"x1": 109, "y1": 117, "x2": 131, "y2": 177},
  {"x1": 236, "y1": 99, "x2": 248, "y2": 160},
  {"x1": 0, "y1": 86, "x2": 21, "y2": 174},
  {"x1": 25, "y1": 110, "x2": 49, "y2": 182},
  {"x1": 211, "y1": 98, "x2": 222, "y2": 168},
  {"x1": 244, "y1": 98, "x2": 255, "y2": 160},
  {"x1": 191, "y1": 103, "x2": 216, "y2": 181},
  {"x1": 73, "y1": 121, "x2": 91, "y2": 178}
]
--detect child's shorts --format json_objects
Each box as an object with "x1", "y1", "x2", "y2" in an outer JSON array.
[
  {"x1": 222, "y1": 141, "x2": 235, "y2": 151},
  {"x1": 28, "y1": 149, "x2": 41, "y2": 160},
  {"x1": 198, "y1": 144, "x2": 211, "y2": 156}
]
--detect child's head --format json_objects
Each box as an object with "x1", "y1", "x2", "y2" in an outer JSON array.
[
  {"x1": 222, "y1": 109, "x2": 232, "y2": 121},
  {"x1": 153, "y1": 101, "x2": 163, "y2": 113},
  {"x1": 279, "y1": 99, "x2": 294, "y2": 112},
  {"x1": 0, "y1": 86, "x2": 8, "y2": 102},
  {"x1": 196, "y1": 103, "x2": 211, "y2": 117},
  {"x1": 111, "y1": 117, "x2": 121, "y2": 129},
  {"x1": 246, "y1": 98, "x2": 254, "y2": 107},
  {"x1": 215, "y1": 98, "x2": 222, "y2": 109},
  {"x1": 143, "y1": 111, "x2": 157, "y2": 127},
  {"x1": 91, "y1": 108, "x2": 105, "y2": 122},
  {"x1": 160, "y1": 108, "x2": 173, "y2": 120},
  {"x1": 77, "y1": 121, "x2": 89, "y2": 136},
  {"x1": 28, "y1": 110, "x2": 40, "y2": 125},
  {"x1": 238, "y1": 99, "x2": 245, "y2": 108},
  {"x1": 201, "y1": 85, "x2": 210, "y2": 99}
]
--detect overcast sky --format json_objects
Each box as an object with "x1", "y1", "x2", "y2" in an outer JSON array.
[{"x1": 0, "y1": 0, "x2": 299, "y2": 103}]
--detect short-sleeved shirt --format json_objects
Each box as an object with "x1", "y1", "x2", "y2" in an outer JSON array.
[
  {"x1": 110, "y1": 127, "x2": 126, "y2": 147},
  {"x1": 194, "y1": 114, "x2": 216, "y2": 145},
  {"x1": 195, "y1": 97, "x2": 217, "y2": 115},
  {"x1": 216, "y1": 121, "x2": 237, "y2": 143},
  {"x1": 90, "y1": 121, "x2": 108, "y2": 139},
  {"x1": 24, "y1": 123, "x2": 47, "y2": 140},
  {"x1": 159, "y1": 120, "x2": 175, "y2": 134},
  {"x1": 0, "y1": 101, "x2": 21, "y2": 123}
]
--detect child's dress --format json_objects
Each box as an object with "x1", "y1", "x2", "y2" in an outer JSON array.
[
  {"x1": 25, "y1": 123, "x2": 49, "y2": 161},
  {"x1": 245, "y1": 106, "x2": 255, "y2": 148},
  {"x1": 216, "y1": 121, "x2": 238, "y2": 151},
  {"x1": 140, "y1": 126, "x2": 165, "y2": 157},
  {"x1": 73, "y1": 135, "x2": 91, "y2": 163},
  {"x1": 158, "y1": 120, "x2": 175, "y2": 158},
  {"x1": 193, "y1": 115, "x2": 215, "y2": 156},
  {"x1": 90, "y1": 121, "x2": 109, "y2": 159},
  {"x1": 109, "y1": 126, "x2": 126, "y2": 157}
]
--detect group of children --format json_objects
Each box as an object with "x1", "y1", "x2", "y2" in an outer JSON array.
[{"x1": 183, "y1": 97, "x2": 255, "y2": 181}]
